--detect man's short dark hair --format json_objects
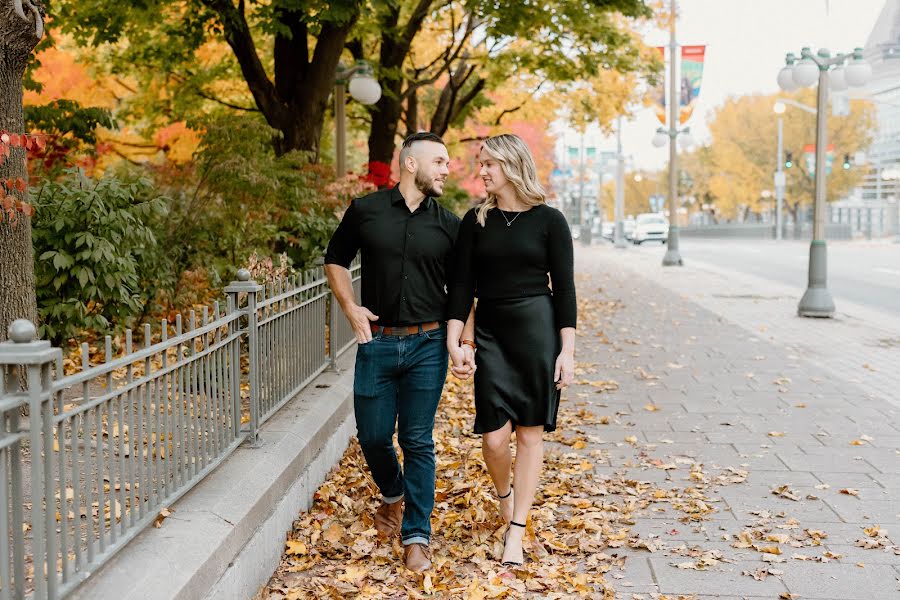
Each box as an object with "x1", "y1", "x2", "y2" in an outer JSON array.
[
  {"x1": 399, "y1": 132, "x2": 445, "y2": 164},
  {"x1": 402, "y1": 132, "x2": 444, "y2": 150}
]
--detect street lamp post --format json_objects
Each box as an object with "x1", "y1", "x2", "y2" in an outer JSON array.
[
  {"x1": 334, "y1": 60, "x2": 382, "y2": 176},
  {"x1": 773, "y1": 101, "x2": 786, "y2": 241},
  {"x1": 614, "y1": 116, "x2": 627, "y2": 249},
  {"x1": 651, "y1": 0, "x2": 694, "y2": 266},
  {"x1": 777, "y1": 47, "x2": 871, "y2": 318}
]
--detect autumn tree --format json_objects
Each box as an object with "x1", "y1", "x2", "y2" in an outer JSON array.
[
  {"x1": 701, "y1": 91, "x2": 875, "y2": 223},
  {"x1": 599, "y1": 168, "x2": 665, "y2": 221},
  {"x1": 357, "y1": 0, "x2": 654, "y2": 166},
  {"x1": 1, "y1": 0, "x2": 45, "y2": 342},
  {"x1": 53, "y1": 0, "x2": 364, "y2": 159}
]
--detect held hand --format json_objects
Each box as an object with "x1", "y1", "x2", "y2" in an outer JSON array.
[
  {"x1": 462, "y1": 344, "x2": 476, "y2": 371},
  {"x1": 349, "y1": 304, "x2": 379, "y2": 343},
  {"x1": 554, "y1": 350, "x2": 575, "y2": 390},
  {"x1": 448, "y1": 342, "x2": 474, "y2": 380},
  {"x1": 448, "y1": 342, "x2": 466, "y2": 370},
  {"x1": 452, "y1": 343, "x2": 476, "y2": 380}
]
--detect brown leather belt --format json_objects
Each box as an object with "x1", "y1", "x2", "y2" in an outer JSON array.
[{"x1": 371, "y1": 321, "x2": 441, "y2": 336}]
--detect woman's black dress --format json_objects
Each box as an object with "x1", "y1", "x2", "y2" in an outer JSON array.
[{"x1": 448, "y1": 204, "x2": 576, "y2": 433}]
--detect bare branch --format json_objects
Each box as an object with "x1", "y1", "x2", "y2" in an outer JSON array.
[
  {"x1": 493, "y1": 105, "x2": 523, "y2": 126},
  {"x1": 27, "y1": 1, "x2": 43, "y2": 39},
  {"x1": 195, "y1": 89, "x2": 259, "y2": 112},
  {"x1": 402, "y1": 10, "x2": 479, "y2": 100}
]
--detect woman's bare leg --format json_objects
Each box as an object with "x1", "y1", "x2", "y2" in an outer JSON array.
[
  {"x1": 481, "y1": 421, "x2": 514, "y2": 523},
  {"x1": 502, "y1": 424, "x2": 544, "y2": 565}
]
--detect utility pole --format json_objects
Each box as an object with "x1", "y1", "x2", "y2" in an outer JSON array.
[
  {"x1": 614, "y1": 116, "x2": 627, "y2": 248},
  {"x1": 775, "y1": 115, "x2": 785, "y2": 240}
]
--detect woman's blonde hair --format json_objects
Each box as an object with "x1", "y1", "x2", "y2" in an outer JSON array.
[{"x1": 475, "y1": 134, "x2": 547, "y2": 226}]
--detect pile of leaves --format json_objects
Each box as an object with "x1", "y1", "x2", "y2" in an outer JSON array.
[{"x1": 262, "y1": 375, "x2": 627, "y2": 599}]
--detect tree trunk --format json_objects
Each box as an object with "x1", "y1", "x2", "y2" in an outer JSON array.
[
  {"x1": 367, "y1": 84, "x2": 404, "y2": 167},
  {"x1": 429, "y1": 61, "x2": 485, "y2": 136},
  {"x1": 276, "y1": 86, "x2": 332, "y2": 159},
  {"x1": 405, "y1": 90, "x2": 418, "y2": 136},
  {"x1": 0, "y1": 0, "x2": 42, "y2": 343},
  {"x1": 202, "y1": 0, "x2": 359, "y2": 159},
  {"x1": 365, "y1": 0, "x2": 435, "y2": 167},
  {"x1": 788, "y1": 202, "x2": 802, "y2": 239}
]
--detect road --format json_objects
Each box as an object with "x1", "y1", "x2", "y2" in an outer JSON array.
[{"x1": 620, "y1": 238, "x2": 900, "y2": 316}]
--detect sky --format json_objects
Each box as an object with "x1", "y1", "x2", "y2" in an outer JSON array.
[{"x1": 557, "y1": 0, "x2": 889, "y2": 171}]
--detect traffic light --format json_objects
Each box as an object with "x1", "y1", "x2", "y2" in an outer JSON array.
[
  {"x1": 785, "y1": 151, "x2": 793, "y2": 169},
  {"x1": 843, "y1": 153, "x2": 851, "y2": 170}
]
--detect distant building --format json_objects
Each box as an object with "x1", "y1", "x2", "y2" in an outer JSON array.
[{"x1": 859, "y1": 0, "x2": 900, "y2": 204}]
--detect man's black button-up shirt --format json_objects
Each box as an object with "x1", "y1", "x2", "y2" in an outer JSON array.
[{"x1": 324, "y1": 186, "x2": 461, "y2": 326}]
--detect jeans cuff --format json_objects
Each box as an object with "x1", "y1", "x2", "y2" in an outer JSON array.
[
  {"x1": 402, "y1": 535, "x2": 429, "y2": 546},
  {"x1": 383, "y1": 494, "x2": 403, "y2": 504}
]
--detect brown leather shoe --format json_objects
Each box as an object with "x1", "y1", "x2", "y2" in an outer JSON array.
[
  {"x1": 403, "y1": 543, "x2": 432, "y2": 572},
  {"x1": 373, "y1": 499, "x2": 402, "y2": 538}
]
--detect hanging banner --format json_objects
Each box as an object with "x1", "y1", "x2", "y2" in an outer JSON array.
[
  {"x1": 653, "y1": 46, "x2": 667, "y2": 125},
  {"x1": 679, "y1": 45, "x2": 706, "y2": 124}
]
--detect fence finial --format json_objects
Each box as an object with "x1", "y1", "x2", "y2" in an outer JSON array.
[
  {"x1": 237, "y1": 268, "x2": 251, "y2": 282},
  {"x1": 8, "y1": 319, "x2": 36, "y2": 343}
]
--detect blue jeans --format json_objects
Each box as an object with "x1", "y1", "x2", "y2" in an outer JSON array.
[{"x1": 353, "y1": 324, "x2": 448, "y2": 546}]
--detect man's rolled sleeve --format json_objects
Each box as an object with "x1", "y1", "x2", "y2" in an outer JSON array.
[{"x1": 324, "y1": 200, "x2": 361, "y2": 268}]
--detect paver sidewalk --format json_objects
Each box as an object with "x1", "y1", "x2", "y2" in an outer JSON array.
[{"x1": 574, "y1": 246, "x2": 900, "y2": 599}]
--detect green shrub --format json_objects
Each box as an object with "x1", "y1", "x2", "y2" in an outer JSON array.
[{"x1": 32, "y1": 168, "x2": 168, "y2": 347}]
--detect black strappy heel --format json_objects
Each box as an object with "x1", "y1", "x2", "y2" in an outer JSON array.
[
  {"x1": 497, "y1": 485, "x2": 513, "y2": 523},
  {"x1": 501, "y1": 521, "x2": 526, "y2": 566}
]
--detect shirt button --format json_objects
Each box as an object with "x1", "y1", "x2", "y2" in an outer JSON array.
[{"x1": 404, "y1": 275, "x2": 408, "y2": 280}]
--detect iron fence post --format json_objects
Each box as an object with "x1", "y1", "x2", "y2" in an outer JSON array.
[
  {"x1": 0, "y1": 320, "x2": 62, "y2": 599},
  {"x1": 224, "y1": 270, "x2": 263, "y2": 447}
]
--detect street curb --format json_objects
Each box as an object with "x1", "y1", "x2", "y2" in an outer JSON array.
[{"x1": 70, "y1": 348, "x2": 358, "y2": 600}]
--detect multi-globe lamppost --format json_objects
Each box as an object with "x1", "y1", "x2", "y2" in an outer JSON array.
[{"x1": 776, "y1": 47, "x2": 870, "y2": 317}]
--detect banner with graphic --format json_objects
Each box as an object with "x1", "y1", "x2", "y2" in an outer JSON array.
[
  {"x1": 679, "y1": 45, "x2": 706, "y2": 124},
  {"x1": 653, "y1": 46, "x2": 667, "y2": 125}
]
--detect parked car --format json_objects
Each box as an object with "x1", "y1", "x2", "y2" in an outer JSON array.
[
  {"x1": 632, "y1": 213, "x2": 669, "y2": 244},
  {"x1": 601, "y1": 221, "x2": 614, "y2": 240},
  {"x1": 623, "y1": 217, "x2": 636, "y2": 240}
]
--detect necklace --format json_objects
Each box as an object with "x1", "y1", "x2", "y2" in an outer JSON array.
[{"x1": 498, "y1": 209, "x2": 523, "y2": 227}]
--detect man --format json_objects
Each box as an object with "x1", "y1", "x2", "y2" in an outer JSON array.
[{"x1": 324, "y1": 132, "x2": 472, "y2": 572}]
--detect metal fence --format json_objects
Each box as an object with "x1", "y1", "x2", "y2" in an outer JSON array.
[{"x1": 0, "y1": 260, "x2": 360, "y2": 599}]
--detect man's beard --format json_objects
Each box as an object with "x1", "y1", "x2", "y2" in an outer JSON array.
[{"x1": 415, "y1": 170, "x2": 443, "y2": 197}]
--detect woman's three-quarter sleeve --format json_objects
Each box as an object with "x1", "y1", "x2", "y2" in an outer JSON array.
[
  {"x1": 547, "y1": 210, "x2": 577, "y2": 329},
  {"x1": 447, "y1": 208, "x2": 478, "y2": 322}
]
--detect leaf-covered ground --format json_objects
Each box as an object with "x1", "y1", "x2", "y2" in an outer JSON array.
[
  {"x1": 259, "y1": 296, "x2": 707, "y2": 599},
  {"x1": 259, "y1": 269, "x2": 900, "y2": 599}
]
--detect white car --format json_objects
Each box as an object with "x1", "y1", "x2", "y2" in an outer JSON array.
[
  {"x1": 632, "y1": 213, "x2": 669, "y2": 244},
  {"x1": 601, "y1": 221, "x2": 614, "y2": 239},
  {"x1": 623, "y1": 217, "x2": 636, "y2": 240}
]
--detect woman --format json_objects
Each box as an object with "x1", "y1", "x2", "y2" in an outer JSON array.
[{"x1": 447, "y1": 134, "x2": 576, "y2": 566}]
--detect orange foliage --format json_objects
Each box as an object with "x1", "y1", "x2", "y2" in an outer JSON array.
[
  {"x1": 24, "y1": 41, "x2": 201, "y2": 168},
  {"x1": 451, "y1": 121, "x2": 557, "y2": 200}
]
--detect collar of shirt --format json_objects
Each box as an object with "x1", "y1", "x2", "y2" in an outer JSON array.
[{"x1": 391, "y1": 185, "x2": 433, "y2": 213}]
